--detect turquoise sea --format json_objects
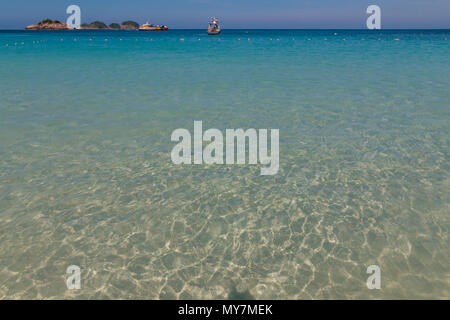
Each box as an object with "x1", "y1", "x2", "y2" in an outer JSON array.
[{"x1": 0, "y1": 30, "x2": 449, "y2": 299}]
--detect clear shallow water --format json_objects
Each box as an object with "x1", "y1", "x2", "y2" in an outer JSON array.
[{"x1": 0, "y1": 30, "x2": 449, "y2": 299}]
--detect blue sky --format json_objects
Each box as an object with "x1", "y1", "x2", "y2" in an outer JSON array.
[{"x1": 0, "y1": 0, "x2": 449, "y2": 29}]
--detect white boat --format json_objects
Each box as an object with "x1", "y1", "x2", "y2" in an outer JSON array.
[{"x1": 208, "y1": 18, "x2": 221, "y2": 35}]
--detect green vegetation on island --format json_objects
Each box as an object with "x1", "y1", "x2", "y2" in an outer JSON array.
[
  {"x1": 109, "y1": 23, "x2": 121, "y2": 29},
  {"x1": 121, "y1": 21, "x2": 139, "y2": 29},
  {"x1": 37, "y1": 19, "x2": 61, "y2": 25},
  {"x1": 81, "y1": 21, "x2": 108, "y2": 29},
  {"x1": 80, "y1": 21, "x2": 138, "y2": 30}
]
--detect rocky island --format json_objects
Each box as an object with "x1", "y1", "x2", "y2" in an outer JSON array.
[{"x1": 25, "y1": 19, "x2": 71, "y2": 30}]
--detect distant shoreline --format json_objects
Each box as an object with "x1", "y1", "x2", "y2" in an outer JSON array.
[{"x1": 24, "y1": 19, "x2": 139, "y2": 31}]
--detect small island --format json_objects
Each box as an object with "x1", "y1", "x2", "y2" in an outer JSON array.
[
  {"x1": 80, "y1": 21, "x2": 109, "y2": 29},
  {"x1": 120, "y1": 21, "x2": 139, "y2": 30},
  {"x1": 25, "y1": 19, "x2": 71, "y2": 30},
  {"x1": 25, "y1": 19, "x2": 140, "y2": 30}
]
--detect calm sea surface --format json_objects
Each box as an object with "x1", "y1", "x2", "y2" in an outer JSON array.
[{"x1": 0, "y1": 30, "x2": 449, "y2": 299}]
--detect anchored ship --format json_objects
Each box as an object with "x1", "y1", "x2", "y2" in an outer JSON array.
[
  {"x1": 207, "y1": 18, "x2": 221, "y2": 35},
  {"x1": 139, "y1": 22, "x2": 168, "y2": 31}
]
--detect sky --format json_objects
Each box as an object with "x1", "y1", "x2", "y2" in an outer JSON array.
[{"x1": 0, "y1": 0, "x2": 449, "y2": 29}]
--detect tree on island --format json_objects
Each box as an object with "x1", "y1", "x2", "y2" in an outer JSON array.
[
  {"x1": 90, "y1": 21, "x2": 108, "y2": 29},
  {"x1": 109, "y1": 23, "x2": 121, "y2": 29},
  {"x1": 38, "y1": 19, "x2": 62, "y2": 25},
  {"x1": 121, "y1": 21, "x2": 139, "y2": 28}
]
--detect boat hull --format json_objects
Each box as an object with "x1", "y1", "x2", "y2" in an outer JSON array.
[{"x1": 139, "y1": 29, "x2": 168, "y2": 31}]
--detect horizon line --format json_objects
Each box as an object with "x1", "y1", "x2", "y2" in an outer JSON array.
[{"x1": 1, "y1": 28, "x2": 450, "y2": 31}]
